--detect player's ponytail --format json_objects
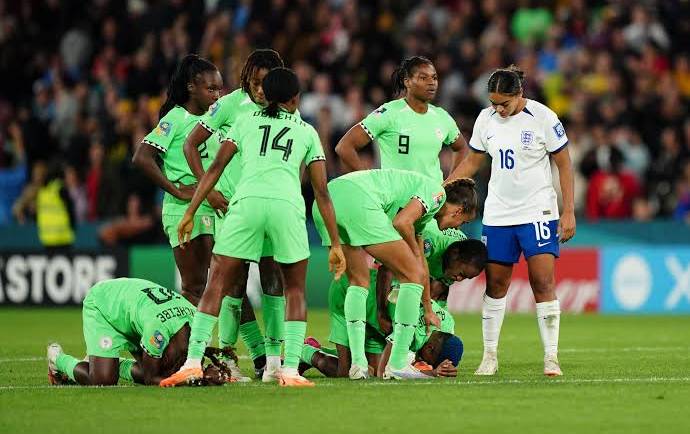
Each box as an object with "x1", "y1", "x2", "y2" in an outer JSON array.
[
  {"x1": 262, "y1": 67, "x2": 300, "y2": 118},
  {"x1": 391, "y1": 56, "x2": 434, "y2": 96},
  {"x1": 487, "y1": 65, "x2": 525, "y2": 96},
  {"x1": 159, "y1": 54, "x2": 218, "y2": 119},
  {"x1": 444, "y1": 178, "x2": 478, "y2": 216}
]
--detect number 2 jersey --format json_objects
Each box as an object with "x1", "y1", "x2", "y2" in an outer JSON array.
[
  {"x1": 225, "y1": 108, "x2": 326, "y2": 214},
  {"x1": 469, "y1": 99, "x2": 568, "y2": 226},
  {"x1": 85, "y1": 278, "x2": 195, "y2": 358}
]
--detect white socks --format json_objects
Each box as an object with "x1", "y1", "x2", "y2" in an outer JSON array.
[
  {"x1": 481, "y1": 294, "x2": 507, "y2": 354},
  {"x1": 182, "y1": 358, "x2": 202, "y2": 369},
  {"x1": 536, "y1": 299, "x2": 561, "y2": 357},
  {"x1": 266, "y1": 355, "x2": 281, "y2": 372}
]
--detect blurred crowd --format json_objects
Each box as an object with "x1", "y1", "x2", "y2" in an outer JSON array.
[{"x1": 1, "y1": 0, "x2": 690, "y2": 246}]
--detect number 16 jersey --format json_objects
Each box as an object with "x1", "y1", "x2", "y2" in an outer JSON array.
[
  {"x1": 225, "y1": 108, "x2": 325, "y2": 214},
  {"x1": 469, "y1": 99, "x2": 568, "y2": 226}
]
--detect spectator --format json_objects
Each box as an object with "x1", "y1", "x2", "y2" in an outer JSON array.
[
  {"x1": 0, "y1": 123, "x2": 27, "y2": 225},
  {"x1": 585, "y1": 147, "x2": 641, "y2": 220},
  {"x1": 36, "y1": 162, "x2": 75, "y2": 252}
]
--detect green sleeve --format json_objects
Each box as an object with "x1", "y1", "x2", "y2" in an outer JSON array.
[
  {"x1": 305, "y1": 127, "x2": 326, "y2": 165},
  {"x1": 200, "y1": 97, "x2": 235, "y2": 134},
  {"x1": 413, "y1": 180, "x2": 446, "y2": 233},
  {"x1": 143, "y1": 113, "x2": 179, "y2": 153},
  {"x1": 140, "y1": 325, "x2": 170, "y2": 358},
  {"x1": 360, "y1": 105, "x2": 391, "y2": 140},
  {"x1": 442, "y1": 110, "x2": 461, "y2": 146}
]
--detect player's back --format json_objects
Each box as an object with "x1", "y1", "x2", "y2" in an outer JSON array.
[{"x1": 228, "y1": 108, "x2": 324, "y2": 212}]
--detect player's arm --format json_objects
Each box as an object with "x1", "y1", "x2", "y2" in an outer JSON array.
[
  {"x1": 449, "y1": 133, "x2": 469, "y2": 173},
  {"x1": 138, "y1": 353, "x2": 167, "y2": 385},
  {"x1": 334, "y1": 124, "x2": 371, "y2": 173},
  {"x1": 392, "y1": 200, "x2": 425, "y2": 257},
  {"x1": 445, "y1": 150, "x2": 485, "y2": 184},
  {"x1": 183, "y1": 124, "x2": 229, "y2": 216},
  {"x1": 417, "y1": 236, "x2": 440, "y2": 332},
  {"x1": 375, "y1": 264, "x2": 394, "y2": 335},
  {"x1": 552, "y1": 147, "x2": 576, "y2": 242},
  {"x1": 430, "y1": 279, "x2": 449, "y2": 302},
  {"x1": 185, "y1": 139, "x2": 236, "y2": 218},
  {"x1": 308, "y1": 160, "x2": 346, "y2": 279},
  {"x1": 132, "y1": 142, "x2": 193, "y2": 200}
]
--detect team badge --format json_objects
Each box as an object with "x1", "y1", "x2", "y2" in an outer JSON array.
[
  {"x1": 423, "y1": 239, "x2": 432, "y2": 255},
  {"x1": 201, "y1": 216, "x2": 212, "y2": 228},
  {"x1": 99, "y1": 336, "x2": 113, "y2": 350},
  {"x1": 209, "y1": 102, "x2": 220, "y2": 116},
  {"x1": 435, "y1": 128, "x2": 444, "y2": 140},
  {"x1": 373, "y1": 106, "x2": 387, "y2": 116},
  {"x1": 481, "y1": 235, "x2": 487, "y2": 246},
  {"x1": 155, "y1": 121, "x2": 172, "y2": 137},
  {"x1": 432, "y1": 191, "x2": 445, "y2": 208},
  {"x1": 553, "y1": 122, "x2": 565, "y2": 138},
  {"x1": 150, "y1": 330, "x2": 166, "y2": 350},
  {"x1": 521, "y1": 130, "x2": 534, "y2": 147}
]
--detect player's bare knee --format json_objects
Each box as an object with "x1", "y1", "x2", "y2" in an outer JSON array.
[
  {"x1": 486, "y1": 279, "x2": 510, "y2": 299},
  {"x1": 90, "y1": 372, "x2": 118, "y2": 386},
  {"x1": 399, "y1": 263, "x2": 425, "y2": 286},
  {"x1": 530, "y1": 276, "x2": 555, "y2": 298}
]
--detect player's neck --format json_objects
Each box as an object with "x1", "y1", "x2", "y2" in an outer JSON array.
[
  {"x1": 184, "y1": 101, "x2": 206, "y2": 116},
  {"x1": 512, "y1": 97, "x2": 528, "y2": 116},
  {"x1": 404, "y1": 96, "x2": 429, "y2": 114}
]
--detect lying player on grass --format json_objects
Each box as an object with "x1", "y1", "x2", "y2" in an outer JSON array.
[
  {"x1": 299, "y1": 236, "x2": 487, "y2": 378},
  {"x1": 47, "y1": 278, "x2": 227, "y2": 386}
]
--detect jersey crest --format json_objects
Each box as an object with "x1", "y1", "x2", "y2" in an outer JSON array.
[
  {"x1": 433, "y1": 191, "x2": 445, "y2": 208},
  {"x1": 423, "y1": 238, "x2": 432, "y2": 255},
  {"x1": 155, "y1": 121, "x2": 172, "y2": 137},
  {"x1": 150, "y1": 330, "x2": 166, "y2": 350},
  {"x1": 521, "y1": 130, "x2": 534, "y2": 147},
  {"x1": 209, "y1": 102, "x2": 220, "y2": 116},
  {"x1": 553, "y1": 122, "x2": 565, "y2": 138}
]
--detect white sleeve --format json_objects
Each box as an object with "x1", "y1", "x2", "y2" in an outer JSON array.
[
  {"x1": 468, "y1": 110, "x2": 488, "y2": 153},
  {"x1": 543, "y1": 109, "x2": 568, "y2": 153}
]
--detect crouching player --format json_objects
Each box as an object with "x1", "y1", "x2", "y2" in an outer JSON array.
[
  {"x1": 47, "y1": 278, "x2": 224, "y2": 386},
  {"x1": 300, "y1": 235, "x2": 487, "y2": 378}
]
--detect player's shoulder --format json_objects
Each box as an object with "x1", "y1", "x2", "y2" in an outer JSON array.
[
  {"x1": 473, "y1": 106, "x2": 495, "y2": 126},
  {"x1": 369, "y1": 98, "x2": 404, "y2": 117},
  {"x1": 525, "y1": 99, "x2": 558, "y2": 121},
  {"x1": 428, "y1": 103, "x2": 453, "y2": 118},
  {"x1": 160, "y1": 105, "x2": 185, "y2": 122}
]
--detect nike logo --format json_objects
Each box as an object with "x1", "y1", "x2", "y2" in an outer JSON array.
[
  {"x1": 538, "y1": 242, "x2": 551, "y2": 247},
  {"x1": 487, "y1": 135, "x2": 494, "y2": 140},
  {"x1": 482, "y1": 317, "x2": 491, "y2": 320}
]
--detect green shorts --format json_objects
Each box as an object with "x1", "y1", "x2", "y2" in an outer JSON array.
[
  {"x1": 215, "y1": 213, "x2": 274, "y2": 257},
  {"x1": 82, "y1": 295, "x2": 137, "y2": 358},
  {"x1": 213, "y1": 197, "x2": 308, "y2": 264},
  {"x1": 162, "y1": 213, "x2": 215, "y2": 248},
  {"x1": 327, "y1": 274, "x2": 386, "y2": 354},
  {"x1": 313, "y1": 179, "x2": 401, "y2": 247}
]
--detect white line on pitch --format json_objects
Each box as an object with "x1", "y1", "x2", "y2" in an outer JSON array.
[{"x1": 0, "y1": 355, "x2": 253, "y2": 363}]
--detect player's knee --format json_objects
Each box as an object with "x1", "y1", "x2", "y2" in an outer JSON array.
[
  {"x1": 399, "y1": 263, "x2": 426, "y2": 286},
  {"x1": 530, "y1": 275, "x2": 555, "y2": 295},
  {"x1": 89, "y1": 372, "x2": 118, "y2": 386},
  {"x1": 486, "y1": 277, "x2": 510, "y2": 298},
  {"x1": 260, "y1": 273, "x2": 283, "y2": 296}
]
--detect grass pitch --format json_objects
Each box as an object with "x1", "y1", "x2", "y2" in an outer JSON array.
[{"x1": 1, "y1": 308, "x2": 689, "y2": 434}]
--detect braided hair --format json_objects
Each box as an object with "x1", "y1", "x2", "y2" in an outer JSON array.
[
  {"x1": 262, "y1": 67, "x2": 300, "y2": 118},
  {"x1": 159, "y1": 54, "x2": 218, "y2": 118},
  {"x1": 487, "y1": 64, "x2": 525, "y2": 96},
  {"x1": 391, "y1": 56, "x2": 434, "y2": 96},
  {"x1": 444, "y1": 177, "x2": 478, "y2": 216},
  {"x1": 240, "y1": 49, "x2": 284, "y2": 96}
]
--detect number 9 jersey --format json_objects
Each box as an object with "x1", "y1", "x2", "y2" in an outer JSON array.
[{"x1": 469, "y1": 99, "x2": 568, "y2": 226}]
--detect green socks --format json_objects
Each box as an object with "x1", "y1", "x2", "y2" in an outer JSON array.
[
  {"x1": 283, "y1": 321, "x2": 307, "y2": 369},
  {"x1": 240, "y1": 320, "x2": 267, "y2": 360},
  {"x1": 262, "y1": 294, "x2": 285, "y2": 357},
  {"x1": 218, "y1": 296, "x2": 242, "y2": 349},
  {"x1": 55, "y1": 353, "x2": 79, "y2": 382},
  {"x1": 188, "y1": 311, "x2": 218, "y2": 360},
  {"x1": 300, "y1": 342, "x2": 320, "y2": 366},
  {"x1": 344, "y1": 285, "x2": 368, "y2": 368},
  {"x1": 118, "y1": 358, "x2": 135, "y2": 382},
  {"x1": 389, "y1": 283, "x2": 424, "y2": 369}
]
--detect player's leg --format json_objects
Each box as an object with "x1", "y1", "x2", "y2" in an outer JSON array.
[
  {"x1": 476, "y1": 225, "x2": 520, "y2": 375},
  {"x1": 258, "y1": 255, "x2": 284, "y2": 378},
  {"x1": 238, "y1": 292, "x2": 267, "y2": 378},
  {"x1": 341, "y1": 245, "x2": 372, "y2": 379},
  {"x1": 166, "y1": 214, "x2": 213, "y2": 304},
  {"x1": 364, "y1": 240, "x2": 426, "y2": 378},
  {"x1": 217, "y1": 264, "x2": 253, "y2": 382}
]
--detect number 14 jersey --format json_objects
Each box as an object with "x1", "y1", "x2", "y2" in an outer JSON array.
[{"x1": 469, "y1": 99, "x2": 568, "y2": 226}]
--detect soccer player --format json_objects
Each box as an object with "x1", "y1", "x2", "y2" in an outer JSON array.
[
  {"x1": 335, "y1": 56, "x2": 467, "y2": 182},
  {"x1": 46, "y1": 278, "x2": 218, "y2": 386},
  {"x1": 132, "y1": 54, "x2": 223, "y2": 305},
  {"x1": 160, "y1": 67, "x2": 345, "y2": 388},
  {"x1": 447, "y1": 65, "x2": 576, "y2": 376},
  {"x1": 302, "y1": 236, "x2": 487, "y2": 378},
  {"x1": 183, "y1": 49, "x2": 287, "y2": 381},
  {"x1": 313, "y1": 169, "x2": 477, "y2": 379}
]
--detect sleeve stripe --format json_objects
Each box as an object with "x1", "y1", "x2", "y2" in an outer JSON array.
[
  {"x1": 307, "y1": 156, "x2": 327, "y2": 165},
  {"x1": 143, "y1": 139, "x2": 166, "y2": 153},
  {"x1": 468, "y1": 143, "x2": 486, "y2": 153},
  {"x1": 550, "y1": 141, "x2": 569, "y2": 154},
  {"x1": 444, "y1": 131, "x2": 461, "y2": 146},
  {"x1": 140, "y1": 344, "x2": 163, "y2": 359},
  {"x1": 412, "y1": 195, "x2": 429, "y2": 213},
  {"x1": 359, "y1": 122, "x2": 374, "y2": 140},
  {"x1": 199, "y1": 120, "x2": 215, "y2": 133}
]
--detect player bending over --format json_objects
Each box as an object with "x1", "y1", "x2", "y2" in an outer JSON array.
[{"x1": 47, "y1": 278, "x2": 225, "y2": 386}]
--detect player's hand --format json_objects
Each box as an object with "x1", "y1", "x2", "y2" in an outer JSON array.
[
  {"x1": 433, "y1": 359, "x2": 457, "y2": 377},
  {"x1": 424, "y1": 309, "x2": 441, "y2": 336},
  {"x1": 328, "y1": 245, "x2": 346, "y2": 280},
  {"x1": 377, "y1": 313, "x2": 393, "y2": 336},
  {"x1": 177, "y1": 183, "x2": 197, "y2": 201},
  {"x1": 177, "y1": 213, "x2": 195, "y2": 248},
  {"x1": 558, "y1": 211, "x2": 576, "y2": 243},
  {"x1": 207, "y1": 190, "x2": 228, "y2": 217}
]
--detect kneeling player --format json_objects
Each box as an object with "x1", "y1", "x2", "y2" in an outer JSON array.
[{"x1": 47, "y1": 278, "x2": 223, "y2": 386}]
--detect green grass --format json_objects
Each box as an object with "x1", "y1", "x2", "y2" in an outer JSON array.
[{"x1": 1, "y1": 308, "x2": 689, "y2": 434}]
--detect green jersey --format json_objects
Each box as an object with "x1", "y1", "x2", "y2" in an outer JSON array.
[
  {"x1": 337, "y1": 169, "x2": 446, "y2": 234},
  {"x1": 143, "y1": 106, "x2": 218, "y2": 215},
  {"x1": 199, "y1": 89, "x2": 259, "y2": 197},
  {"x1": 360, "y1": 99, "x2": 460, "y2": 184},
  {"x1": 87, "y1": 278, "x2": 195, "y2": 358},
  {"x1": 422, "y1": 221, "x2": 467, "y2": 285},
  {"x1": 226, "y1": 108, "x2": 325, "y2": 213},
  {"x1": 410, "y1": 299, "x2": 455, "y2": 352}
]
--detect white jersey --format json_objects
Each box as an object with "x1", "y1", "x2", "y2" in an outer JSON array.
[{"x1": 469, "y1": 99, "x2": 568, "y2": 226}]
